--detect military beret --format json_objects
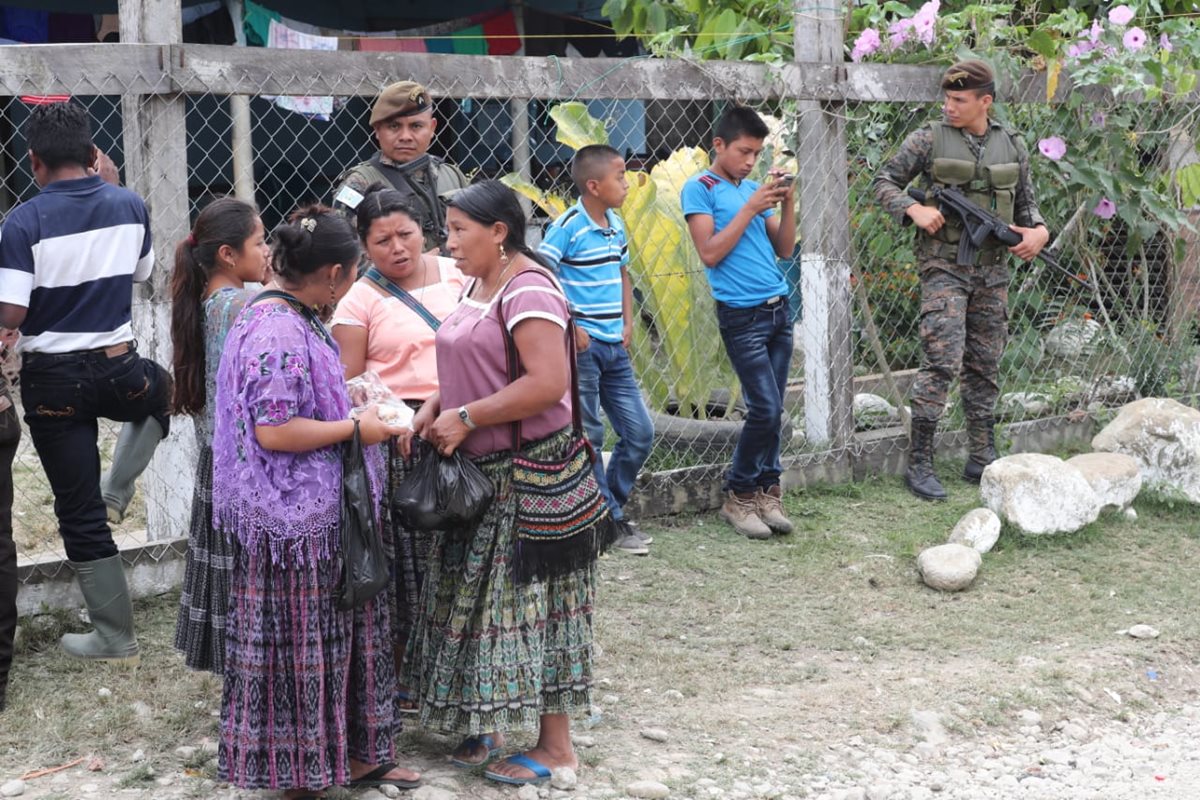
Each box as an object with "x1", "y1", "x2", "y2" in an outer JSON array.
[
  {"x1": 370, "y1": 80, "x2": 433, "y2": 127},
  {"x1": 940, "y1": 60, "x2": 995, "y2": 94}
]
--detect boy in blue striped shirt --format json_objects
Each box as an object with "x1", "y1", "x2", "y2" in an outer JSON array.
[{"x1": 539, "y1": 145, "x2": 653, "y2": 555}]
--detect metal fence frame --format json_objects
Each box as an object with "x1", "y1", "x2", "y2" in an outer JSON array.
[{"x1": 2, "y1": 3, "x2": 1198, "y2": 596}]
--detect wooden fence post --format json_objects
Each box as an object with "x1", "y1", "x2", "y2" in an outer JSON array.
[
  {"x1": 119, "y1": 0, "x2": 194, "y2": 542},
  {"x1": 794, "y1": 2, "x2": 855, "y2": 447}
]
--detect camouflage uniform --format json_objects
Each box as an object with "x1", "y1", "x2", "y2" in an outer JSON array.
[
  {"x1": 871, "y1": 120, "x2": 1045, "y2": 426},
  {"x1": 332, "y1": 153, "x2": 468, "y2": 254}
]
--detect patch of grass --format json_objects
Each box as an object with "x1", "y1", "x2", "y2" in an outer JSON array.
[{"x1": 116, "y1": 764, "x2": 156, "y2": 789}]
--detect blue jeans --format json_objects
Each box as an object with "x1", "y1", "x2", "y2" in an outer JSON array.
[
  {"x1": 19, "y1": 345, "x2": 171, "y2": 562},
  {"x1": 576, "y1": 339, "x2": 654, "y2": 521},
  {"x1": 716, "y1": 298, "x2": 793, "y2": 494}
]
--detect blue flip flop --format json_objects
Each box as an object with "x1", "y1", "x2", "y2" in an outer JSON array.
[
  {"x1": 484, "y1": 753, "x2": 552, "y2": 786},
  {"x1": 450, "y1": 735, "x2": 503, "y2": 768}
]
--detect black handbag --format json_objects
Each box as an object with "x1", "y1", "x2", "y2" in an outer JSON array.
[{"x1": 336, "y1": 420, "x2": 389, "y2": 610}]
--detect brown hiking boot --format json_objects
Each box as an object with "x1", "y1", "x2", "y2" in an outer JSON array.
[
  {"x1": 756, "y1": 485, "x2": 794, "y2": 535},
  {"x1": 720, "y1": 491, "x2": 772, "y2": 540}
]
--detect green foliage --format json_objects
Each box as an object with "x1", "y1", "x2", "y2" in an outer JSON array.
[{"x1": 601, "y1": 0, "x2": 792, "y2": 61}]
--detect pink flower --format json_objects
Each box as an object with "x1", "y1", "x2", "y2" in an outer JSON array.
[
  {"x1": 1089, "y1": 18, "x2": 1104, "y2": 42},
  {"x1": 912, "y1": 0, "x2": 940, "y2": 44},
  {"x1": 888, "y1": 18, "x2": 914, "y2": 49},
  {"x1": 1067, "y1": 43, "x2": 1083, "y2": 58},
  {"x1": 1108, "y1": 5, "x2": 1134, "y2": 25},
  {"x1": 1093, "y1": 197, "x2": 1117, "y2": 219},
  {"x1": 1037, "y1": 136, "x2": 1067, "y2": 161},
  {"x1": 1160, "y1": 33, "x2": 1173, "y2": 52},
  {"x1": 1091, "y1": 111, "x2": 1106, "y2": 127},
  {"x1": 1123, "y1": 26, "x2": 1147, "y2": 50},
  {"x1": 851, "y1": 28, "x2": 882, "y2": 62}
]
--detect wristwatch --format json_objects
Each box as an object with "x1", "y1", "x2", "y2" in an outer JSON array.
[{"x1": 457, "y1": 405, "x2": 477, "y2": 430}]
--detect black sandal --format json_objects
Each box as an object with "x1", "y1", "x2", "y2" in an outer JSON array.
[{"x1": 346, "y1": 762, "x2": 421, "y2": 790}]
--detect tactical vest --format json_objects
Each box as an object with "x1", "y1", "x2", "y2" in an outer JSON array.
[
  {"x1": 921, "y1": 121, "x2": 1022, "y2": 252},
  {"x1": 335, "y1": 155, "x2": 467, "y2": 253}
]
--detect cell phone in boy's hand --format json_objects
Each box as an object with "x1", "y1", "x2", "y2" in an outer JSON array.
[{"x1": 775, "y1": 173, "x2": 796, "y2": 188}]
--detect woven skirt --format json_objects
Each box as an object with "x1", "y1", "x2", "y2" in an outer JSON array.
[
  {"x1": 386, "y1": 442, "x2": 436, "y2": 647},
  {"x1": 174, "y1": 445, "x2": 234, "y2": 674},
  {"x1": 217, "y1": 542, "x2": 395, "y2": 791},
  {"x1": 401, "y1": 428, "x2": 596, "y2": 735}
]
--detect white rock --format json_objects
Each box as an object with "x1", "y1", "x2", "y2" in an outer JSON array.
[
  {"x1": 640, "y1": 728, "x2": 670, "y2": 743},
  {"x1": 854, "y1": 393, "x2": 899, "y2": 429},
  {"x1": 79, "y1": 784, "x2": 98, "y2": 794},
  {"x1": 980, "y1": 453, "x2": 1100, "y2": 534},
  {"x1": 378, "y1": 786, "x2": 401, "y2": 799},
  {"x1": 1127, "y1": 624, "x2": 1160, "y2": 639},
  {"x1": 0, "y1": 780, "x2": 25, "y2": 797},
  {"x1": 130, "y1": 749, "x2": 145, "y2": 763},
  {"x1": 1017, "y1": 709, "x2": 1042, "y2": 726},
  {"x1": 551, "y1": 766, "x2": 578, "y2": 791},
  {"x1": 998, "y1": 391, "x2": 1053, "y2": 419},
  {"x1": 1124, "y1": 507, "x2": 1138, "y2": 521},
  {"x1": 626, "y1": 780, "x2": 671, "y2": 799},
  {"x1": 517, "y1": 785, "x2": 541, "y2": 800},
  {"x1": 910, "y1": 710, "x2": 948, "y2": 744},
  {"x1": 572, "y1": 735, "x2": 596, "y2": 748},
  {"x1": 1046, "y1": 318, "x2": 1101, "y2": 359},
  {"x1": 411, "y1": 787, "x2": 455, "y2": 800},
  {"x1": 917, "y1": 544, "x2": 981, "y2": 592},
  {"x1": 97, "y1": 687, "x2": 112, "y2": 699},
  {"x1": 1090, "y1": 374, "x2": 1138, "y2": 404},
  {"x1": 1066, "y1": 452, "x2": 1143, "y2": 511},
  {"x1": 601, "y1": 693, "x2": 620, "y2": 706},
  {"x1": 662, "y1": 689, "x2": 684, "y2": 702},
  {"x1": 1092, "y1": 398, "x2": 1200, "y2": 503},
  {"x1": 175, "y1": 745, "x2": 198, "y2": 760},
  {"x1": 1041, "y1": 749, "x2": 1073, "y2": 766},
  {"x1": 947, "y1": 508, "x2": 1001, "y2": 554}
]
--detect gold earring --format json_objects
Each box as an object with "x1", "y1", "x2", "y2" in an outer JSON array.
[
  {"x1": 499, "y1": 244, "x2": 509, "y2": 264},
  {"x1": 329, "y1": 280, "x2": 336, "y2": 306}
]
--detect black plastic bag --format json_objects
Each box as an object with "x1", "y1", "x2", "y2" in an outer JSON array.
[
  {"x1": 393, "y1": 438, "x2": 494, "y2": 530},
  {"x1": 336, "y1": 421, "x2": 389, "y2": 610}
]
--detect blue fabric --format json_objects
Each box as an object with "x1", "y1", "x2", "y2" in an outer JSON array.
[
  {"x1": 716, "y1": 299, "x2": 792, "y2": 493},
  {"x1": 576, "y1": 340, "x2": 653, "y2": 519},
  {"x1": 681, "y1": 170, "x2": 788, "y2": 308},
  {"x1": 538, "y1": 201, "x2": 628, "y2": 343}
]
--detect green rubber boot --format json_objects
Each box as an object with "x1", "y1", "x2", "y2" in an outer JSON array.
[
  {"x1": 61, "y1": 555, "x2": 140, "y2": 665},
  {"x1": 100, "y1": 417, "x2": 165, "y2": 524}
]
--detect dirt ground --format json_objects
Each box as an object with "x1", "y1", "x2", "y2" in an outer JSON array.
[{"x1": 2, "y1": 466, "x2": 1199, "y2": 799}]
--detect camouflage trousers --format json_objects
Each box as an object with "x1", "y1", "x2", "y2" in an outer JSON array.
[{"x1": 909, "y1": 256, "x2": 1008, "y2": 423}]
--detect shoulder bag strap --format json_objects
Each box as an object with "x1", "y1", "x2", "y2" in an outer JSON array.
[
  {"x1": 251, "y1": 289, "x2": 336, "y2": 349},
  {"x1": 492, "y1": 268, "x2": 583, "y2": 453},
  {"x1": 364, "y1": 265, "x2": 442, "y2": 332}
]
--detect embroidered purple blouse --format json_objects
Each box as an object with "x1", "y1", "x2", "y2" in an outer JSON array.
[{"x1": 211, "y1": 302, "x2": 382, "y2": 566}]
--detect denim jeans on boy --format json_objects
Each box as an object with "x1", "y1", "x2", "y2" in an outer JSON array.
[
  {"x1": 576, "y1": 339, "x2": 654, "y2": 521},
  {"x1": 716, "y1": 298, "x2": 793, "y2": 494},
  {"x1": 19, "y1": 345, "x2": 170, "y2": 563}
]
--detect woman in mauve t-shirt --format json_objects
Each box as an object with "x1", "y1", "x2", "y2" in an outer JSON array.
[
  {"x1": 331, "y1": 184, "x2": 466, "y2": 714},
  {"x1": 407, "y1": 182, "x2": 599, "y2": 787}
]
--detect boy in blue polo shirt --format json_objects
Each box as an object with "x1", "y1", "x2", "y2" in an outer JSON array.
[
  {"x1": 539, "y1": 144, "x2": 653, "y2": 556},
  {"x1": 682, "y1": 106, "x2": 797, "y2": 540}
]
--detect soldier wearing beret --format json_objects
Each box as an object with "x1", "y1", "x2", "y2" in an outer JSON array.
[
  {"x1": 333, "y1": 81, "x2": 468, "y2": 254},
  {"x1": 871, "y1": 59, "x2": 1050, "y2": 501}
]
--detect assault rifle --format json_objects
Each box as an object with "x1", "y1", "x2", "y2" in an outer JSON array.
[{"x1": 907, "y1": 186, "x2": 1090, "y2": 289}]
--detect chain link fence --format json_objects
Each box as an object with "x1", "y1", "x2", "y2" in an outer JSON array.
[{"x1": 2, "y1": 45, "x2": 1198, "y2": 582}]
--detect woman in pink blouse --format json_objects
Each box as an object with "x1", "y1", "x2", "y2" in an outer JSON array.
[{"x1": 331, "y1": 185, "x2": 465, "y2": 714}]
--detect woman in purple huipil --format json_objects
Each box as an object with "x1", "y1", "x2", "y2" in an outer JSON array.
[{"x1": 211, "y1": 207, "x2": 420, "y2": 799}]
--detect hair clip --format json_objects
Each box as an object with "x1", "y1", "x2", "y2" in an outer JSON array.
[
  {"x1": 186, "y1": 233, "x2": 196, "y2": 246},
  {"x1": 300, "y1": 217, "x2": 317, "y2": 233}
]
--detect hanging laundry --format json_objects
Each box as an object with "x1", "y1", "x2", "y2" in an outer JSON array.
[{"x1": 266, "y1": 19, "x2": 339, "y2": 120}]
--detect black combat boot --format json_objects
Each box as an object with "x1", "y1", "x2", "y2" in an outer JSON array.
[
  {"x1": 905, "y1": 419, "x2": 947, "y2": 501},
  {"x1": 962, "y1": 417, "x2": 998, "y2": 483}
]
